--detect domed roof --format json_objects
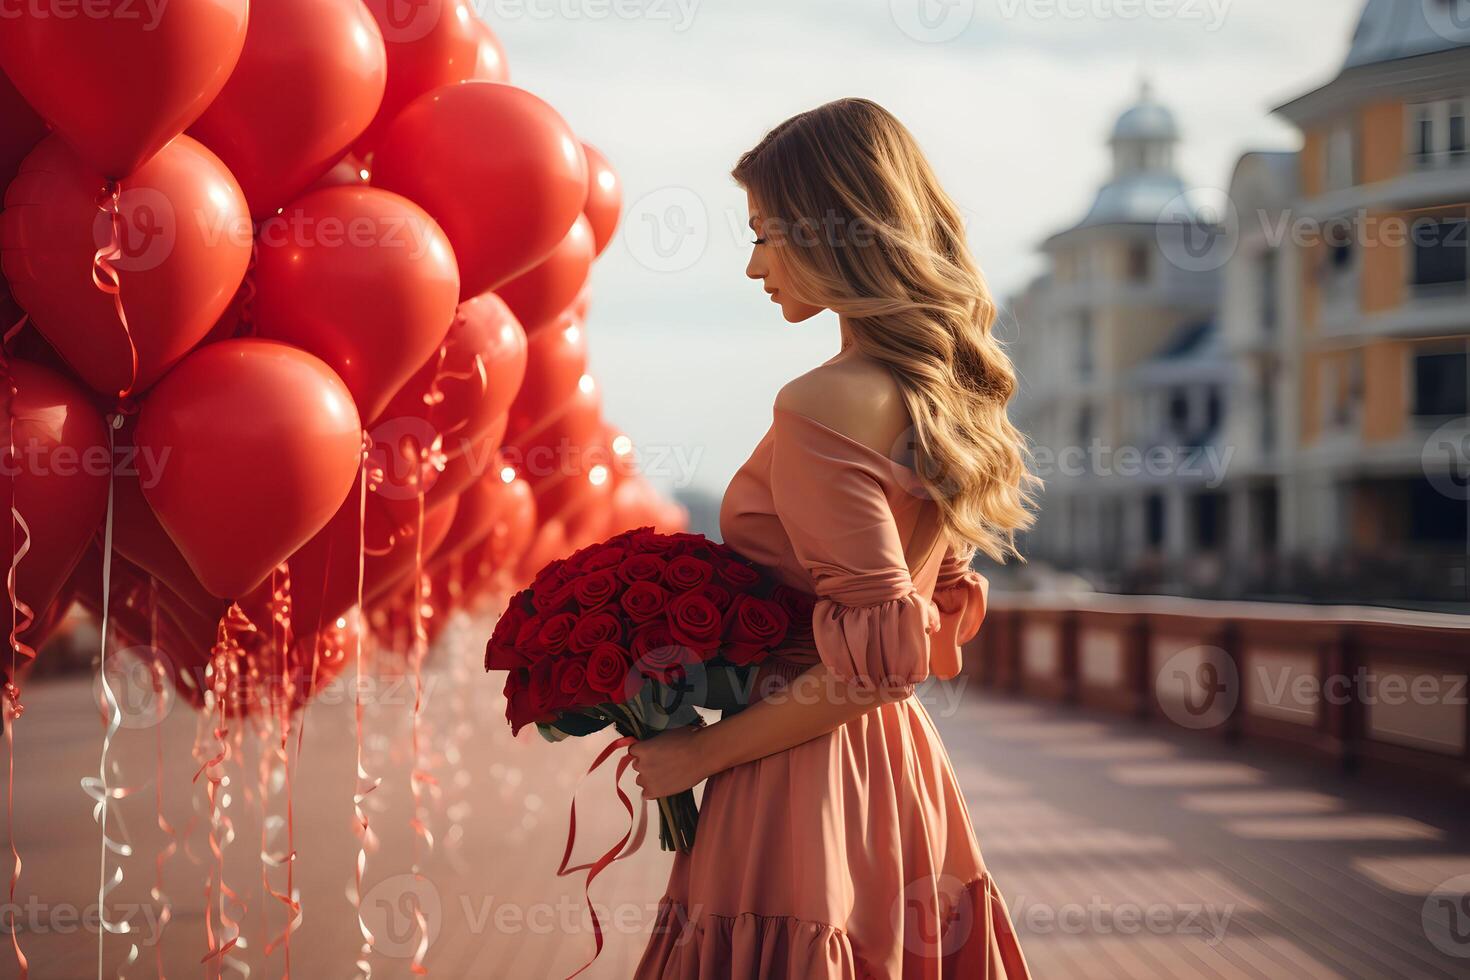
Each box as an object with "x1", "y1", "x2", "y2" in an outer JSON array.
[
  {"x1": 1344, "y1": 0, "x2": 1470, "y2": 70},
  {"x1": 1077, "y1": 173, "x2": 1194, "y2": 228},
  {"x1": 1111, "y1": 82, "x2": 1179, "y2": 143}
]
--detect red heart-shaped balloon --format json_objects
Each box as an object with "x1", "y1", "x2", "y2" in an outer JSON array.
[
  {"x1": 372, "y1": 82, "x2": 588, "y2": 297},
  {"x1": 253, "y1": 186, "x2": 461, "y2": 424},
  {"x1": 0, "y1": 134, "x2": 252, "y2": 396},
  {"x1": 0, "y1": 68, "x2": 46, "y2": 199},
  {"x1": 0, "y1": 359, "x2": 110, "y2": 656},
  {"x1": 190, "y1": 0, "x2": 388, "y2": 216},
  {"x1": 134, "y1": 339, "x2": 363, "y2": 599},
  {"x1": 0, "y1": 0, "x2": 248, "y2": 179}
]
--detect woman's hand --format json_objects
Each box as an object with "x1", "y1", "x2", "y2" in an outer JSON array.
[{"x1": 627, "y1": 725, "x2": 710, "y2": 799}]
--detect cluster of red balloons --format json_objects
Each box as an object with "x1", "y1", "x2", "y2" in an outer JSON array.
[{"x1": 0, "y1": 0, "x2": 685, "y2": 716}]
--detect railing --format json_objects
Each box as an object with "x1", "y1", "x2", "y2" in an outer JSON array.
[{"x1": 964, "y1": 593, "x2": 1470, "y2": 793}]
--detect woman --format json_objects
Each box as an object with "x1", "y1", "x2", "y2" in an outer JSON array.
[{"x1": 627, "y1": 98, "x2": 1037, "y2": 979}]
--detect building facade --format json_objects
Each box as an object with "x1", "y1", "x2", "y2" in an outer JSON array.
[
  {"x1": 1011, "y1": 83, "x2": 1225, "y2": 593},
  {"x1": 1273, "y1": 0, "x2": 1470, "y2": 603},
  {"x1": 1011, "y1": 1, "x2": 1470, "y2": 606}
]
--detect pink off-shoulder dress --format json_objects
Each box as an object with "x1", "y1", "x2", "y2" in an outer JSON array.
[{"x1": 634, "y1": 405, "x2": 1033, "y2": 980}]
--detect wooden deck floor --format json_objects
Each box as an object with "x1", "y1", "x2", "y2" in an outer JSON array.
[{"x1": 3, "y1": 640, "x2": 1468, "y2": 978}]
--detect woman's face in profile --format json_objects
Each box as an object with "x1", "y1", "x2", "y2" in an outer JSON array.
[{"x1": 745, "y1": 193, "x2": 825, "y2": 324}]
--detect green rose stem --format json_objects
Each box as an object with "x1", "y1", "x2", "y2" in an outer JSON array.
[{"x1": 598, "y1": 702, "x2": 698, "y2": 854}]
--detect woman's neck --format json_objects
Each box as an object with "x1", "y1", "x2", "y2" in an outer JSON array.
[{"x1": 836, "y1": 316, "x2": 856, "y2": 359}]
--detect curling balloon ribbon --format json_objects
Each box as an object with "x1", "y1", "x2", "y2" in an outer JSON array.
[
  {"x1": 351, "y1": 445, "x2": 382, "y2": 977},
  {"x1": 261, "y1": 565, "x2": 302, "y2": 970},
  {"x1": 195, "y1": 604, "x2": 255, "y2": 973},
  {"x1": 406, "y1": 495, "x2": 434, "y2": 976},
  {"x1": 146, "y1": 581, "x2": 177, "y2": 980},
  {"x1": 2, "y1": 348, "x2": 28, "y2": 979},
  {"x1": 554, "y1": 735, "x2": 650, "y2": 980},
  {"x1": 85, "y1": 413, "x2": 140, "y2": 977},
  {"x1": 91, "y1": 183, "x2": 140, "y2": 401}
]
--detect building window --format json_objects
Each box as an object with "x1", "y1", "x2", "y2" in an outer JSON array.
[
  {"x1": 1411, "y1": 216, "x2": 1469, "y2": 294},
  {"x1": 1260, "y1": 370, "x2": 1277, "y2": 454},
  {"x1": 1410, "y1": 97, "x2": 1470, "y2": 169},
  {"x1": 1145, "y1": 494, "x2": 1166, "y2": 549},
  {"x1": 1192, "y1": 493, "x2": 1224, "y2": 551},
  {"x1": 1413, "y1": 347, "x2": 1469, "y2": 418},
  {"x1": 1326, "y1": 120, "x2": 1356, "y2": 190},
  {"x1": 1077, "y1": 312, "x2": 1094, "y2": 380},
  {"x1": 1077, "y1": 405, "x2": 1093, "y2": 446},
  {"x1": 1126, "y1": 243, "x2": 1151, "y2": 283},
  {"x1": 1257, "y1": 250, "x2": 1278, "y2": 333},
  {"x1": 1205, "y1": 388, "x2": 1222, "y2": 436},
  {"x1": 1322, "y1": 351, "x2": 1364, "y2": 432},
  {"x1": 1167, "y1": 388, "x2": 1190, "y2": 437}
]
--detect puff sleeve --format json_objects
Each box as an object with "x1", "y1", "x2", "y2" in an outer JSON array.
[
  {"x1": 928, "y1": 544, "x2": 989, "y2": 679},
  {"x1": 768, "y1": 409, "x2": 943, "y2": 688}
]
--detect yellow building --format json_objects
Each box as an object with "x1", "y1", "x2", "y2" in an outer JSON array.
[{"x1": 1274, "y1": 0, "x2": 1469, "y2": 602}]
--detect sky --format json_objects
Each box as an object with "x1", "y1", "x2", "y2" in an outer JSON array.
[{"x1": 481, "y1": 0, "x2": 1366, "y2": 510}]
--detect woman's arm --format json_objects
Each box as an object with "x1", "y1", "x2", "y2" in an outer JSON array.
[{"x1": 628, "y1": 663, "x2": 909, "y2": 800}]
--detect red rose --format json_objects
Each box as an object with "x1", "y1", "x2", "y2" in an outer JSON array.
[
  {"x1": 630, "y1": 622, "x2": 690, "y2": 684},
  {"x1": 625, "y1": 528, "x2": 665, "y2": 553},
  {"x1": 771, "y1": 584, "x2": 816, "y2": 645},
  {"x1": 577, "y1": 546, "x2": 625, "y2": 573},
  {"x1": 531, "y1": 557, "x2": 571, "y2": 591},
  {"x1": 504, "y1": 677, "x2": 535, "y2": 735},
  {"x1": 586, "y1": 642, "x2": 634, "y2": 700},
  {"x1": 569, "y1": 609, "x2": 624, "y2": 653},
  {"x1": 485, "y1": 604, "x2": 530, "y2": 670},
  {"x1": 572, "y1": 568, "x2": 621, "y2": 610},
  {"x1": 620, "y1": 580, "x2": 670, "y2": 623},
  {"x1": 700, "y1": 582, "x2": 732, "y2": 608},
  {"x1": 722, "y1": 594, "x2": 790, "y2": 665},
  {"x1": 616, "y1": 552, "x2": 666, "y2": 585},
  {"x1": 555, "y1": 660, "x2": 596, "y2": 707},
  {"x1": 668, "y1": 591, "x2": 723, "y2": 655},
  {"x1": 511, "y1": 614, "x2": 551, "y2": 664},
  {"x1": 535, "y1": 612, "x2": 578, "y2": 657},
  {"x1": 717, "y1": 558, "x2": 761, "y2": 590},
  {"x1": 525, "y1": 661, "x2": 559, "y2": 720},
  {"x1": 663, "y1": 555, "x2": 713, "y2": 592}
]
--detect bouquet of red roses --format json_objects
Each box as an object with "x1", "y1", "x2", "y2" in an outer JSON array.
[{"x1": 484, "y1": 525, "x2": 815, "y2": 852}]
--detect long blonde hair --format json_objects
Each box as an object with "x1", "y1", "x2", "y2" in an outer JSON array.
[{"x1": 733, "y1": 98, "x2": 1037, "y2": 563}]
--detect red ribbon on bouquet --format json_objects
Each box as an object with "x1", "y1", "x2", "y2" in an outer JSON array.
[{"x1": 555, "y1": 734, "x2": 650, "y2": 979}]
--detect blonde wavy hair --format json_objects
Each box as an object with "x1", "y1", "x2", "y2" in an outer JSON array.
[{"x1": 733, "y1": 98, "x2": 1037, "y2": 563}]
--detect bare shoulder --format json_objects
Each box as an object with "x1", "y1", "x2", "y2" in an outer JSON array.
[{"x1": 775, "y1": 355, "x2": 911, "y2": 455}]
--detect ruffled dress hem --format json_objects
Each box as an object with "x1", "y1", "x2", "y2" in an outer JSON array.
[{"x1": 636, "y1": 872, "x2": 1031, "y2": 980}]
